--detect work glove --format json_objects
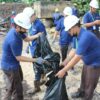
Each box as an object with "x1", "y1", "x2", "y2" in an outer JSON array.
[
  {"x1": 35, "y1": 57, "x2": 50, "y2": 65},
  {"x1": 35, "y1": 57, "x2": 45, "y2": 64}
]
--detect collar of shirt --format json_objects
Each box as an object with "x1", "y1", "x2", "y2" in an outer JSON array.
[
  {"x1": 32, "y1": 18, "x2": 39, "y2": 25},
  {"x1": 77, "y1": 28, "x2": 84, "y2": 40}
]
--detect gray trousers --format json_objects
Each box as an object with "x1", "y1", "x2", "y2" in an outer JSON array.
[
  {"x1": 79, "y1": 65, "x2": 100, "y2": 100},
  {"x1": 3, "y1": 66, "x2": 23, "y2": 100}
]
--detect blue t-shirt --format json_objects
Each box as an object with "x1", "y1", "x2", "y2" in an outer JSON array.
[
  {"x1": 72, "y1": 7, "x2": 79, "y2": 17},
  {"x1": 72, "y1": 37, "x2": 78, "y2": 49},
  {"x1": 1, "y1": 28, "x2": 26, "y2": 71},
  {"x1": 29, "y1": 19, "x2": 47, "y2": 56},
  {"x1": 52, "y1": 12, "x2": 61, "y2": 26},
  {"x1": 56, "y1": 17, "x2": 72, "y2": 46},
  {"x1": 83, "y1": 11, "x2": 100, "y2": 31},
  {"x1": 76, "y1": 28, "x2": 100, "y2": 67}
]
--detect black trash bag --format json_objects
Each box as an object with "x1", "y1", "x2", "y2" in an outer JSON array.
[
  {"x1": 43, "y1": 52, "x2": 60, "y2": 73},
  {"x1": 33, "y1": 33, "x2": 60, "y2": 74},
  {"x1": 43, "y1": 76, "x2": 69, "y2": 100},
  {"x1": 33, "y1": 34, "x2": 68, "y2": 100},
  {"x1": 34, "y1": 33, "x2": 53, "y2": 58}
]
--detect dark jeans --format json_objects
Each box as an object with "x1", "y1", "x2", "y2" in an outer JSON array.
[
  {"x1": 19, "y1": 65, "x2": 23, "y2": 81},
  {"x1": 3, "y1": 67, "x2": 23, "y2": 100},
  {"x1": 32, "y1": 55, "x2": 44, "y2": 81},
  {"x1": 79, "y1": 65, "x2": 100, "y2": 100},
  {"x1": 60, "y1": 45, "x2": 68, "y2": 61}
]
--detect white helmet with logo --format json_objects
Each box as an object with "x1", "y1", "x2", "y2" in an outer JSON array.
[
  {"x1": 23, "y1": 7, "x2": 35, "y2": 18},
  {"x1": 14, "y1": 13, "x2": 31, "y2": 29},
  {"x1": 64, "y1": 15, "x2": 79, "y2": 31},
  {"x1": 89, "y1": 0, "x2": 99, "y2": 9},
  {"x1": 63, "y1": 7, "x2": 72, "y2": 16}
]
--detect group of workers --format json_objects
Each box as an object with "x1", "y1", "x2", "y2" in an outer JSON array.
[{"x1": 0, "y1": 0, "x2": 100, "y2": 100}]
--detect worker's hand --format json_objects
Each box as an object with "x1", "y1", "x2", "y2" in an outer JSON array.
[
  {"x1": 37, "y1": 32, "x2": 43, "y2": 37},
  {"x1": 35, "y1": 57, "x2": 50, "y2": 65},
  {"x1": 35, "y1": 57, "x2": 45, "y2": 64},
  {"x1": 55, "y1": 69, "x2": 66, "y2": 78},
  {"x1": 94, "y1": 20, "x2": 100, "y2": 25}
]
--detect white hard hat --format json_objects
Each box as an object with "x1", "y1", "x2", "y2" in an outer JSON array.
[
  {"x1": 23, "y1": 7, "x2": 35, "y2": 18},
  {"x1": 63, "y1": 7, "x2": 72, "y2": 16},
  {"x1": 89, "y1": 0, "x2": 99, "y2": 9},
  {"x1": 64, "y1": 15, "x2": 79, "y2": 31},
  {"x1": 14, "y1": 13, "x2": 31, "y2": 29}
]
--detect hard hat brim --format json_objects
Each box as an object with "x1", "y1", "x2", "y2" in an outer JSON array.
[{"x1": 14, "y1": 18, "x2": 31, "y2": 30}]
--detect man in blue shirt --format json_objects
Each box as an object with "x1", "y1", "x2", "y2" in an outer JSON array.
[
  {"x1": 83, "y1": 0, "x2": 100, "y2": 38},
  {"x1": 52, "y1": 8, "x2": 62, "y2": 26},
  {"x1": 52, "y1": 7, "x2": 73, "y2": 62},
  {"x1": 1, "y1": 13, "x2": 46, "y2": 100},
  {"x1": 56, "y1": 15, "x2": 100, "y2": 100},
  {"x1": 72, "y1": 3, "x2": 79, "y2": 17},
  {"x1": 23, "y1": 7, "x2": 47, "y2": 94},
  {"x1": 71, "y1": 0, "x2": 100, "y2": 96}
]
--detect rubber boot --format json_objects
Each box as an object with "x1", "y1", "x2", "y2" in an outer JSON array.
[
  {"x1": 27, "y1": 80, "x2": 41, "y2": 95},
  {"x1": 32, "y1": 80, "x2": 41, "y2": 94}
]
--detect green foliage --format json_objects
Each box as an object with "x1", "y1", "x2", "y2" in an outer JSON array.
[
  {"x1": 0, "y1": 0, "x2": 21, "y2": 2},
  {"x1": 72, "y1": 0, "x2": 90, "y2": 16},
  {"x1": 72, "y1": 0, "x2": 100, "y2": 16}
]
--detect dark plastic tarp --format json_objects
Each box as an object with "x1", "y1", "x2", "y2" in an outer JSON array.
[{"x1": 43, "y1": 76, "x2": 68, "y2": 100}]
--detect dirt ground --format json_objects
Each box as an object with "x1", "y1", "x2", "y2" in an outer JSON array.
[{"x1": 0, "y1": 29, "x2": 100, "y2": 100}]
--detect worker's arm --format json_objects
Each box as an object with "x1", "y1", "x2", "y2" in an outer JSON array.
[
  {"x1": 84, "y1": 20, "x2": 100, "y2": 28},
  {"x1": 16, "y1": 56, "x2": 46, "y2": 64},
  {"x1": 52, "y1": 31, "x2": 59, "y2": 43},
  {"x1": 61, "y1": 48, "x2": 76, "y2": 66},
  {"x1": 56, "y1": 54, "x2": 81, "y2": 78},
  {"x1": 63, "y1": 54, "x2": 81, "y2": 72},
  {"x1": 16, "y1": 56, "x2": 37, "y2": 62},
  {"x1": 83, "y1": 21, "x2": 96, "y2": 28},
  {"x1": 24, "y1": 32, "x2": 42, "y2": 42},
  {"x1": 94, "y1": 20, "x2": 100, "y2": 25},
  {"x1": 10, "y1": 40, "x2": 45, "y2": 64}
]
